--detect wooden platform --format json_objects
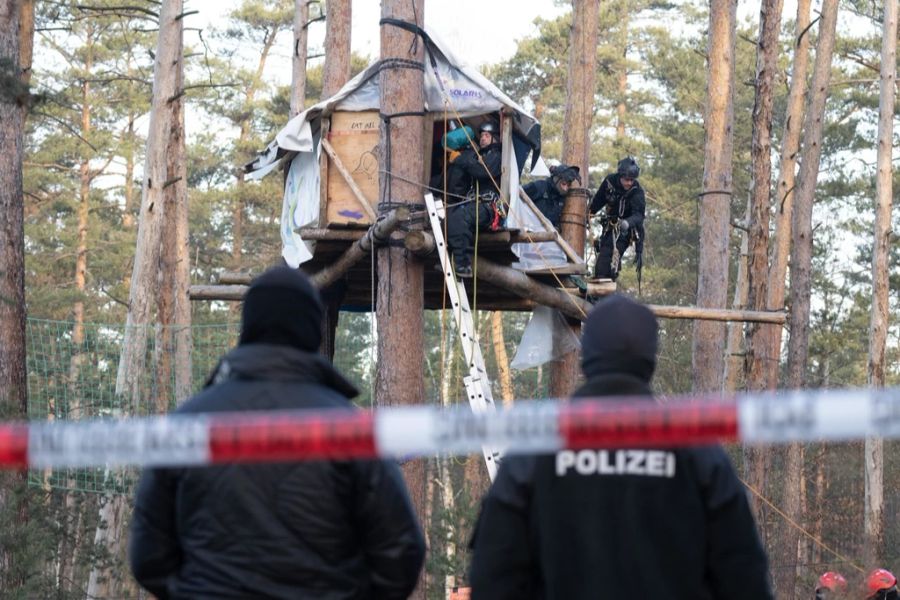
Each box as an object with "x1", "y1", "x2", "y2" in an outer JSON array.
[{"x1": 297, "y1": 226, "x2": 589, "y2": 312}]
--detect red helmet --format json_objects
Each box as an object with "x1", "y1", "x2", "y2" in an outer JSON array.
[
  {"x1": 867, "y1": 569, "x2": 898, "y2": 596},
  {"x1": 817, "y1": 571, "x2": 848, "y2": 591}
]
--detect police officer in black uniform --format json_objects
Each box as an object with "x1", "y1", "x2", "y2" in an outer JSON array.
[
  {"x1": 469, "y1": 294, "x2": 773, "y2": 600},
  {"x1": 590, "y1": 156, "x2": 645, "y2": 280},
  {"x1": 523, "y1": 163, "x2": 581, "y2": 230},
  {"x1": 446, "y1": 121, "x2": 504, "y2": 278}
]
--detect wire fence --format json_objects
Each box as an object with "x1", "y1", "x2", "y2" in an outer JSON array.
[{"x1": 25, "y1": 319, "x2": 240, "y2": 493}]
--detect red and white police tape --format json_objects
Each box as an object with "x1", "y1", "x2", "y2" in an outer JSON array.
[{"x1": 1, "y1": 387, "x2": 899, "y2": 469}]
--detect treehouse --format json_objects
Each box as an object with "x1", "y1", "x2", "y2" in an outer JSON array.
[{"x1": 242, "y1": 28, "x2": 601, "y2": 315}]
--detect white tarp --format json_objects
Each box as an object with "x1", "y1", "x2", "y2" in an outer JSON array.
[{"x1": 247, "y1": 27, "x2": 565, "y2": 270}]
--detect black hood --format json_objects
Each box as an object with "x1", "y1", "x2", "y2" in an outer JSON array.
[
  {"x1": 239, "y1": 266, "x2": 323, "y2": 352},
  {"x1": 581, "y1": 294, "x2": 658, "y2": 383}
]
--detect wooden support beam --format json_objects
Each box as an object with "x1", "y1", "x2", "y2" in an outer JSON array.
[
  {"x1": 296, "y1": 227, "x2": 559, "y2": 244},
  {"x1": 475, "y1": 258, "x2": 593, "y2": 322},
  {"x1": 218, "y1": 271, "x2": 252, "y2": 285},
  {"x1": 311, "y1": 207, "x2": 408, "y2": 288},
  {"x1": 404, "y1": 230, "x2": 435, "y2": 256},
  {"x1": 320, "y1": 137, "x2": 378, "y2": 221},
  {"x1": 518, "y1": 188, "x2": 586, "y2": 269},
  {"x1": 648, "y1": 305, "x2": 787, "y2": 324},
  {"x1": 190, "y1": 284, "x2": 247, "y2": 301}
]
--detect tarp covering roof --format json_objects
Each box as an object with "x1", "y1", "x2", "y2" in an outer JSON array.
[
  {"x1": 245, "y1": 27, "x2": 540, "y2": 178},
  {"x1": 245, "y1": 25, "x2": 566, "y2": 271}
]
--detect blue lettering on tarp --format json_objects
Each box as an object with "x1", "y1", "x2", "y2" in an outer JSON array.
[
  {"x1": 338, "y1": 209, "x2": 364, "y2": 220},
  {"x1": 449, "y1": 88, "x2": 483, "y2": 99}
]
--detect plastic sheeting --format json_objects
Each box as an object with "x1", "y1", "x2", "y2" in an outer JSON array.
[
  {"x1": 280, "y1": 135, "x2": 321, "y2": 268},
  {"x1": 510, "y1": 306, "x2": 581, "y2": 371}
]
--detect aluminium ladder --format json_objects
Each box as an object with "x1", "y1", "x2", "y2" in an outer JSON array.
[{"x1": 424, "y1": 193, "x2": 503, "y2": 480}]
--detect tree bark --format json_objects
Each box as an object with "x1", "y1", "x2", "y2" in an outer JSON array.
[
  {"x1": 291, "y1": 0, "x2": 310, "y2": 116},
  {"x1": 232, "y1": 24, "x2": 281, "y2": 273},
  {"x1": 322, "y1": 0, "x2": 352, "y2": 98},
  {"x1": 765, "y1": 0, "x2": 811, "y2": 390},
  {"x1": 88, "y1": 2, "x2": 184, "y2": 596},
  {"x1": 786, "y1": 0, "x2": 838, "y2": 391},
  {"x1": 0, "y1": 0, "x2": 32, "y2": 591},
  {"x1": 724, "y1": 199, "x2": 749, "y2": 393},
  {"x1": 376, "y1": 2, "x2": 427, "y2": 597},
  {"x1": 552, "y1": 0, "x2": 598, "y2": 397},
  {"x1": 157, "y1": 21, "x2": 191, "y2": 406},
  {"x1": 864, "y1": 0, "x2": 896, "y2": 567},
  {"x1": 490, "y1": 312, "x2": 514, "y2": 407},
  {"x1": 745, "y1": 0, "x2": 785, "y2": 392},
  {"x1": 692, "y1": 0, "x2": 736, "y2": 393},
  {"x1": 740, "y1": 0, "x2": 788, "y2": 589},
  {"x1": 782, "y1": 3, "x2": 838, "y2": 593}
]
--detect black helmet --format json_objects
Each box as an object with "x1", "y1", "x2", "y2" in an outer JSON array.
[
  {"x1": 550, "y1": 163, "x2": 582, "y2": 185},
  {"x1": 479, "y1": 122, "x2": 498, "y2": 135},
  {"x1": 617, "y1": 156, "x2": 640, "y2": 179}
]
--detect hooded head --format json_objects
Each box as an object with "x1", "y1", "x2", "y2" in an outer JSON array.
[
  {"x1": 239, "y1": 266, "x2": 323, "y2": 352},
  {"x1": 580, "y1": 294, "x2": 658, "y2": 383}
]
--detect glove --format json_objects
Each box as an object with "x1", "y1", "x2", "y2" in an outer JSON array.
[{"x1": 619, "y1": 219, "x2": 630, "y2": 233}]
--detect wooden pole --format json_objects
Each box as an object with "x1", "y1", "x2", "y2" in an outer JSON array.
[
  {"x1": 290, "y1": 0, "x2": 310, "y2": 117},
  {"x1": 376, "y1": 3, "x2": 427, "y2": 597},
  {"x1": 693, "y1": 0, "x2": 737, "y2": 393},
  {"x1": 865, "y1": 0, "x2": 897, "y2": 567},
  {"x1": 312, "y1": 208, "x2": 407, "y2": 287}
]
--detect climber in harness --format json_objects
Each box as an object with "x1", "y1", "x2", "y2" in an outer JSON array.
[
  {"x1": 523, "y1": 163, "x2": 582, "y2": 230},
  {"x1": 446, "y1": 121, "x2": 505, "y2": 278},
  {"x1": 590, "y1": 156, "x2": 646, "y2": 286}
]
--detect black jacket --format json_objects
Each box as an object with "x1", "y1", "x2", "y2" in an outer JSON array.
[
  {"x1": 469, "y1": 374, "x2": 773, "y2": 600},
  {"x1": 591, "y1": 173, "x2": 646, "y2": 229},
  {"x1": 130, "y1": 344, "x2": 426, "y2": 600},
  {"x1": 448, "y1": 142, "x2": 503, "y2": 199},
  {"x1": 523, "y1": 179, "x2": 565, "y2": 229}
]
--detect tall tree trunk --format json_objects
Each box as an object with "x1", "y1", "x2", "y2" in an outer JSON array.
[
  {"x1": 490, "y1": 312, "x2": 514, "y2": 407},
  {"x1": 766, "y1": 0, "x2": 812, "y2": 391},
  {"x1": 439, "y1": 339, "x2": 457, "y2": 598},
  {"x1": 88, "y1": 2, "x2": 184, "y2": 596},
  {"x1": 322, "y1": 0, "x2": 351, "y2": 98},
  {"x1": 376, "y1": 2, "x2": 426, "y2": 598},
  {"x1": 692, "y1": 0, "x2": 736, "y2": 393},
  {"x1": 551, "y1": 0, "x2": 598, "y2": 397},
  {"x1": 741, "y1": 0, "x2": 789, "y2": 590},
  {"x1": 786, "y1": 0, "x2": 838, "y2": 390},
  {"x1": 864, "y1": 0, "x2": 896, "y2": 567},
  {"x1": 123, "y1": 114, "x2": 137, "y2": 229},
  {"x1": 782, "y1": 3, "x2": 839, "y2": 590},
  {"x1": 291, "y1": 0, "x2": 310, "y2": 116},
  {"x1": 724, "y1": 198, "x2": 749, "y2": 392},
  {"x1": 615, "y1": 42, "x2": 627, "y2": 142},
  {"x1": 157, "y1": 20, "x2": 191, "y2": 407},
  {"x1": 0, "y1": 0, "x2": 32, "y2": 592},
  {"x1": 59, "y1": 56, "x2": 94, "y2": 591},
  {"x1": 745, "y1": 0, "x2": 785, "y2": 392},
  {"x1": 232, "y1": 26, "x2": 281, "y2": 273}
]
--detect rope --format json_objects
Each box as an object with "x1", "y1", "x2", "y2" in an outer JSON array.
[
  {"x1": 739, "y1": 477, "x2": 865, "y2": 575},
  {"x1": 375, "y1": 57, "x2": 425, "y2": 75}
]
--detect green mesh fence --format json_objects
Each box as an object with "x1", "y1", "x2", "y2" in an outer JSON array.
[{"x1": 26, "y1": 318, "x2": 241, "y2": 494}]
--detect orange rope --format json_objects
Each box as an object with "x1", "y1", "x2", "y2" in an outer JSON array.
[{"x1": 739, "y1": 477, "x2": 865, "y2": 574}]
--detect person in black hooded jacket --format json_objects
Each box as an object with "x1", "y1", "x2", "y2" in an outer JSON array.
[
  {"x1": 590, "y1": 157, "x2": 646, "y2": 280},
  {"x1": 469, "y1": 294, "x2": 773, "y2": 600},
  {"x1": 129, "y1": 266, "x2": 426, "y2": 600}
]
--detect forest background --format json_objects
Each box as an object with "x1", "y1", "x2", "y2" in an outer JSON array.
[{"x1": 0, "y1": 0, "x2": 897, "y2": 598}]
